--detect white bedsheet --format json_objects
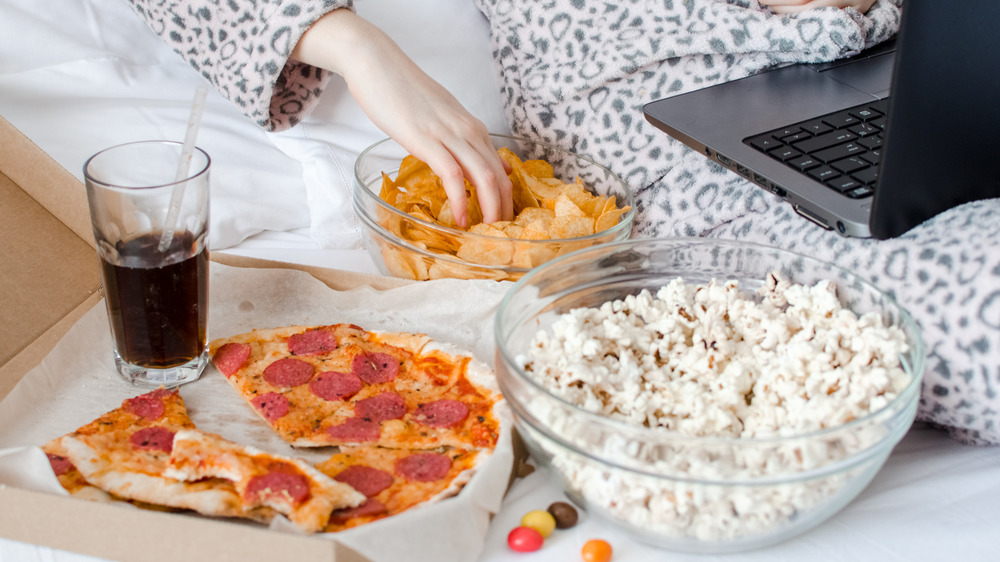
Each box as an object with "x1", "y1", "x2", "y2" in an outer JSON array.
[{"x1": 1, "y1": 0, "x2": 997, "y2": 561}]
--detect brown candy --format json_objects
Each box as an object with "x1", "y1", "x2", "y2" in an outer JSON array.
[{"x1": 546, "y1": 501, "x2": 579, "y2": 529}]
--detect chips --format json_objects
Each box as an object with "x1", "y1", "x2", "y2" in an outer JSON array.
[{"x1": 374, "y1": 148, "x2": 631, "y2": 281}]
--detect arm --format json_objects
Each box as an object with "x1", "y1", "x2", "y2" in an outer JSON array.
[{"x1": 291, "y1": 9, "x2": 513, "y2": 226}]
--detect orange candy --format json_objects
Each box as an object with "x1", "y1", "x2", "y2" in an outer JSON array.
[{"x1": 580, "y1": 538, "x2": 613, "y2": 562}]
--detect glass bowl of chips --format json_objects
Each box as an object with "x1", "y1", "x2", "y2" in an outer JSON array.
[{"x1": 352, "y1": 134, "x2": 635, "y2": 281}]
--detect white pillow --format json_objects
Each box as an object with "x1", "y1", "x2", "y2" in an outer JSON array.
[
  {"x1": 0, "y1": 0, "x2": 313, "y2": 250},
  {"x1": 268, "y1": 0, "x2": 511, "y2": 249}
]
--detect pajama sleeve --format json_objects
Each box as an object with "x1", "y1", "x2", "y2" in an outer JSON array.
[{"x1": 125, "y1": 0, "x2": 354, "y2": 132}]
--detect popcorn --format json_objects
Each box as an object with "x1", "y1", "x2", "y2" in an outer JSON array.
[{"x1": 519, "y1": 273, "x2": 911, "y2": 542}]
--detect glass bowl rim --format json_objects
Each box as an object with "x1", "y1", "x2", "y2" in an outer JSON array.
[{"x1": 494, "y1": 236, "x2": 926, "y2": 448}]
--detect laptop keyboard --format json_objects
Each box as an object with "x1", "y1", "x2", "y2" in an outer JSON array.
[{"x1": 743, "y1": 98, "x2": 889, "y2": 199}]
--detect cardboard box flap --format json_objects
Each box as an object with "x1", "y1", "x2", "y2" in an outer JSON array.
[
  {"x1": 0, "y1": 116, "x2": 94, "y2": 246},
  {"x1": 0, "y1": 116, "x2": 101, "y2": 373}
]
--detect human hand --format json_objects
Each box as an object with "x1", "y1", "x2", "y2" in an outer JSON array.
[
  {"x1": 758, "y1": 0, "x2": 877, "y2": 14},
  {"x1": 292, "y1": 9, "x2": 513, "y2": 227}
]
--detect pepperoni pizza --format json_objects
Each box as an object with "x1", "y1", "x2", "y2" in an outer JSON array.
[
  {"x1": 208, "y1": 323, "x2": 505, "y2": 529},
  {"x1": 209, "y1": 323, "x2": 503, "y2": 450},
  {"x1": 44, "y1": 388, "x2": 364, "y2": 532},
  {"x1": 39, "y1": 325, "x2": 505, "y2": 534}
]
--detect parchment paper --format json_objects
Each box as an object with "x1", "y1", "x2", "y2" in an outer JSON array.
[{"x1": 0, "y1": 263, "x2": 515, "y2": 562}]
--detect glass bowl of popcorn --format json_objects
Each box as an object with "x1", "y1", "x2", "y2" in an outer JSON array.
[
  {"x1": 494, "y1": 237, "x2": 924, "y2": 553},
  {"x1": 352, "y1": 134, "x2": 634, "y2": 282}
]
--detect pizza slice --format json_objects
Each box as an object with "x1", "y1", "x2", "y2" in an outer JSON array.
[
  {"x1": 209, "y1": 324, "x2": 504, "y2": 450},
  {"x1": 315, "y1": 444, "x2": 489, "y2": 532},
  {"x1": 49, "y1": 388, "x2": 276, "y2": 522},
  {"x1": 165, "y1": 428, "x2": 365, "y2": 533}
]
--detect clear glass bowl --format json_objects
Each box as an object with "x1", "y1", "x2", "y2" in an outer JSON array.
[
  {"x1": 494, "y1": 238, "x2": 924, "y2": 553},
  {"x1": 352, "y1": 134, "x2": 635, "y2": 282}
]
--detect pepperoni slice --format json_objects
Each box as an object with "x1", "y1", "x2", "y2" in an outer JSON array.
[
  {"x1": 333, "y1": 465, "x2": 394, "y2": 497},
  {"x1": 129, "y1": 426, "x2": 176, "y2": 453},
  {"x1": 263, "y1": 358, "x2": 315, "y2": 388},
  {"x1": 413, "y1": 399, "x2": 470, "y2": 428},
  {"x1": 326, "y1": 418, "x2": 380, "y2": 443},
  {"x1": 46, "y1": 453, "x2": 74, "y2": 477},
  {"x1": 213, "y1": 342, "x2": 252, "y2": 377},
  {"x1": 288, "y1": 329, "x2": 337, "y2": 356},
  {"x1": 332, "y1": 497, "x2": 387, "y2": 519},
  {"x1": 352, "y1": 352, "x2": 400, "y2": 384},
  {"x1": 394, "y1": 452, "x2": 452, "y2": 482},
  {"x1": 123, "y1": 392, "x2": 168, "y2": 421},
  {"x1": 251, "y1": 392, "x2": 290, "y2": 422},
  {"x1": 354, "y1": 392, "x2": 406, "y2": 422},
  {"x1": 244, "y1": 471, "x2": 311, "y2": 506},
  {"x1": 310, "y1": 371, "x2": 363, "y2": 402}
]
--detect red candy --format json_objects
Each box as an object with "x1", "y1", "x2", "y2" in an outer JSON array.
[{"x1": 507, "y1": 526, "x2": 544, "y2": 552}]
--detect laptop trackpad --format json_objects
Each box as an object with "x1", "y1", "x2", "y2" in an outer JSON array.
[{"x1": 821, "y1": 52, "x2": 894, "y2": 98}]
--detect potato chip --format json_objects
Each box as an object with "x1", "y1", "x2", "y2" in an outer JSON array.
[
  {"x1": 553, "y1": 193, "x2": 587, "y2": 218},
  {"x1": 550, "y1": 216, "x2": 595, "y2": 238},
  {"x1": 457, "y1": 223, "x2": 514, "y2": 265},
  {"x1": 522, "y1": 159, "x2": 554, "y2": 179},
  {"x1": 513, "y1": 207, "x2": 555, "y2": 226}
]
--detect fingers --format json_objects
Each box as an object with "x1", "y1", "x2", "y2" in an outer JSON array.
[{"x1": 416, "y1": 132, "x2": 514, "y2": 228}]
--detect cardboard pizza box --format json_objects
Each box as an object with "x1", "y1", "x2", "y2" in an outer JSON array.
[{"x1": 0, "y1": 115, "x2": 418, "y2": 562}]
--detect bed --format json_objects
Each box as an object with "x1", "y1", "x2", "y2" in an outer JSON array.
[{"x1": 1, "y1": 0, "x2": 997, "y2": 560}]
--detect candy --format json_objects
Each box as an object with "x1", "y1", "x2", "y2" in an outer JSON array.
[
  {"x1": 520, "y1": 509, "x2": 556, "y2": 538},
  {"x1": 580, "y1": 538, "x2": 613, "y2": 562},
  {"x1": 507, "y1": 526, "x2": 544, "y2": 552},
  {"x1": 547, "y1": 501, "x2": 579, "y2": 529}
]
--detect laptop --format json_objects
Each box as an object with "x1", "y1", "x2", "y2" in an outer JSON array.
[{"x1": 642, "y1": 2, "x2": 1000, "y2": 239}]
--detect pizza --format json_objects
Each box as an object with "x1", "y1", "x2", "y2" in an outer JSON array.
[
  {"x1": 39, "y1": 324, "x2": 506, "y2": 534},
  {"x1": 45, "y1": 388, "x2": 363, "y2": 532},
  {"x1": 208, "y1": 323, "x2": 503, "y2": 450},
  {"x1": 208, "y1": 323, "x2": 506, "y2": 529},
  {"x1": 165, "y1": 428, "x2": 365, "y2": 533},
  {"x1": 317, "y1": 445, "x2": 487, "y2": 532}
]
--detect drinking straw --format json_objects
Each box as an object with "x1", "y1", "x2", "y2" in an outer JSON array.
[{"x1": 158, "y1": 86, "x2": 209, "y2": 252}]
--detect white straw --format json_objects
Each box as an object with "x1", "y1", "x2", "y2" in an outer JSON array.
[{"x1": 158, "y1": 86, "x2": 209, "y2": 252}]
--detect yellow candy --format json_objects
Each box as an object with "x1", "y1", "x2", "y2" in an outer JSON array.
[{"x1": 520, "y1": 510, "x2": 556, "y2": 538}]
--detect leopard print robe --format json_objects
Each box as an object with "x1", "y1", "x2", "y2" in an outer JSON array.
[
  {"x1": 474, "y1": 0, "x2": 1000, "y2": 445},
  {"x1": 125, "y1": 0, "x2": 354, "y2": 132}
]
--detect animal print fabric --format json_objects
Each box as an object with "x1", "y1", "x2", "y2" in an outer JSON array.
[
  {"x1": 475, "y1": 0, "x2": 1000, "y2": 445},
  {"x1": 125, "y1": 0, "x2": 354, "y2": 132}
]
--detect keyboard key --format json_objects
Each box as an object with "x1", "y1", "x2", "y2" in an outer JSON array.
[
  {"x1": 800, "y1": 120, "x2": 834, "y2": 135},
  {"x1": 852, "y1": 166, "x2": 879, "y2": 185},
  {"x1": 858, "y1": 136, "x2": 883, "y2": 149},
  {"x1": 830, "y1": 156, "x2": 870, "y2": 175},
  {"x1": 827, "y1": 176, "x2": 865, "y2": 193},
  {"x1": 747, "y1": 134, "x2": 782, "y2": 151},
  {"x1": 768, "y1": 146, "x2": 802, "y2": 161},
  {"x1": 808, "y1": 166, "x2": 841, "y2": 182},
  {"x1": 822, "y1": 111, "x2": 860, "y2": 128},
  {"x1": 861, "y1": 150, "x2": 881, "y2": 166},
  {"x1": 814, "y1": 142, "x2": 866, "y2": 163},
  {"x1": 781, "y1": 131, "x2": 813, "y2": 143},
  {"x1": 772, "y1": 127, "x2": 804, "y2": 139},
  {"x1": 788, "y1": 155, "x2": 821, "y2": 171},
  {"x1": 793, "y1": 130, "x2": 856, "y2": 154},
  {"x1": 849, "y1": 123, "x2": 880, "y2": 137},
  {"x1": 845, "y1": 185, "x2": 875, "y2": 199},
  {"x1": 850, "y1": 107, "x2": 883, "y2": 120}
]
